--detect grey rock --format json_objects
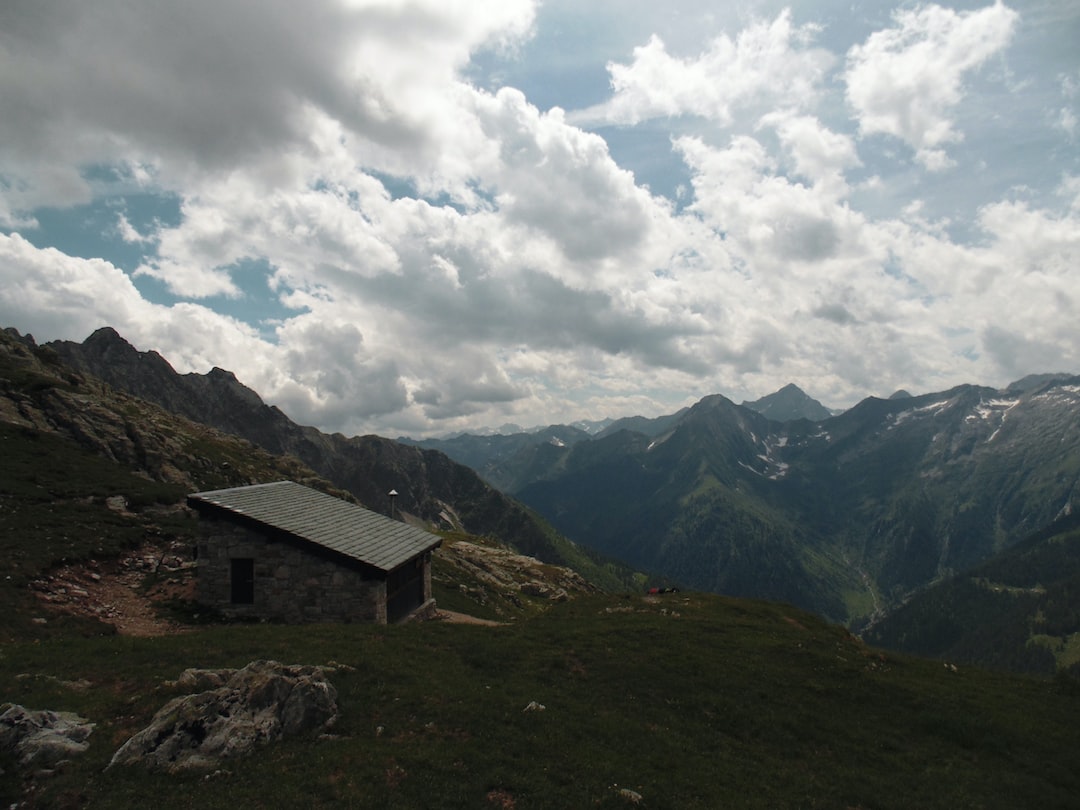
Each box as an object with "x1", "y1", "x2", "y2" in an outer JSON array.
[
  {"x1": 171, "y1": 666, "x2": 236, "y2": 692},
  {"x1": 109, "y1": 660, "x2": 338, "y2": 772},
  {"x1": 0, "y1": 704, "x2": 94, "y2": 768}
]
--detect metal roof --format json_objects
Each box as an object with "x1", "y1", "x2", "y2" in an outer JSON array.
[{"x1": 188, "y1": 481, "x2": 440, "y2": 573}]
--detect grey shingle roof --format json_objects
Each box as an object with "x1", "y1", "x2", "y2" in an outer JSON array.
[{"x1": 188, "y1": 481, "x2": 440, "y2": 572}]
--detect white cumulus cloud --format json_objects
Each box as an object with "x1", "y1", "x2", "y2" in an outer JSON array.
[
  {"x1": 568, "y1": 10, "x2": 833, "y2": 127},
  {"x1": 0, "y1": 0, "x2": 1077, "y2": 436},
  {"x1": 844, "y1": 1, "x2": 1019, "y2": 170}
]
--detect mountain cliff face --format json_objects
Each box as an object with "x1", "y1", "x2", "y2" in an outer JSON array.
[
  {"x1": 512, "y1": 395, "x2": 847, "y2": 617},
  {"x1": 402, "y1": 384, "x2": 827, "y2": 491},
  {"x1": 400, "y1": 410, "x2": 691, "y2": 493},
  {"x1": 0, "y1": 328, "x2": 320, "y2": 494}
]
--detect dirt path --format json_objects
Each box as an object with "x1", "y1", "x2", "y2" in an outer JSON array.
[
  {"x1": 32, "y1": 542, "x2": 196, "y2": 637},
  {"x1": 91, "y1": 570, "x2": 193, "y2": 636}
]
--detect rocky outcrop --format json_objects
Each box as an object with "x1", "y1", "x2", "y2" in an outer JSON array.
[
  {"x1": 0, "y1": 704, "x2": 94, "y2": 769},
  {"x1": 108, "y1": 660, "x2": 338, "y2": 772},
  {"x1": 436, "y1": 538, "x2": 599, "y2": 610},
  {"x1": 0, "y1": 327, "x2": 327, "y2": 492}
]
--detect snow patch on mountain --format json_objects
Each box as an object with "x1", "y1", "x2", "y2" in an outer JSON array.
[
  {"x1": 963, "y1": 397, "x2": 1020, "y2": 443},
  {"x1": 890, "y1": 399, "x2": 951, "y2": 427},
  {"x1": 1032, "y1": 385, "x2": 1080, "y2": 403},
  {"x1": 969, "y1": 398, "x2": 1021, "y2": 421},
  {"x1": 752, "y1": 433, "x2": 791, "y2": 480}
]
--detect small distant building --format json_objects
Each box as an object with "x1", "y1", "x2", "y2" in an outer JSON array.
[{"x1": 188, "y1": 481, "x2": 441, "y2": 624}]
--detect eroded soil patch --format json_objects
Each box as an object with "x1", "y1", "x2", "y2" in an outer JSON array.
[{"x1": 31, "y1": 540, "x2": 196, "y2": 636}]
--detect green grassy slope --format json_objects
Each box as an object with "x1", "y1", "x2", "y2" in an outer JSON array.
[
  {"x1": 3, "y1": 594, "x2": 1079, "y2": 809},
  {"x1": 0, "y1": 410, "x2": 345, "y2": 643},
  {"x1": 865, "y1": 512, "x2": 1080, "y2": 674}
]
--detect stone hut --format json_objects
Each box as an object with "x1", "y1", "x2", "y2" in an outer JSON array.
[{"x1": 189, "y1": 481, "x2": 441, "y2": 624}]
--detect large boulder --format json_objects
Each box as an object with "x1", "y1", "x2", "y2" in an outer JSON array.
[
  {"x1": 108, "y1": 660, "x2": 338, "y2": 772},
  {"x1": 0, "y1": 704, "x2": 94, "y2": 768}
]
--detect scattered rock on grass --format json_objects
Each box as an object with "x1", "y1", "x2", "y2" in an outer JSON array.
[
  {"x1": 108, "y1": 660, "x2": 338, "y2": 772},
  {"x1": 0, "y1": 704, "x2": 95, "y2": 769},
  {"x1": 614, "y1": 785, "x2": 644, "y2": 804}
]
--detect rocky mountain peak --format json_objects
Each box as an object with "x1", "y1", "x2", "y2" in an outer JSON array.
[
  {"x1": 1005, "y1": 373, "x2": 1077, "y2": 395},
  {"x1": 83, "y1": 325, "x2": 126, "y2": 347},
  {"x1": 741, "y1": 383, "x2": 832, "y2": 423},
  {"x1": 207, "y1": 367, "x2": 240, "y2": 382},
  {"x1": 55, "y1": 327, "x2": 177, "y2": 382}
]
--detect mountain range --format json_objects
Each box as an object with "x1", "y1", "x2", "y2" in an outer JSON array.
[
  {"x1": 407, "y1": 372, "x2": 1080, "y2": 630},
  {"x1": 23, "y1": 326, "x2": 1080, "y2": 638}
]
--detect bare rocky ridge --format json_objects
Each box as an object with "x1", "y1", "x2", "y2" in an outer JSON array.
[
  {"x1": 1, "y1": 328, "x2": 326, "y2": 493},
  {"x1": 740, "y1": 382, "x2": 833, "y2": 422},
  {"x1": 431, "y1": 536, "x2": 603, "y2": 621}
]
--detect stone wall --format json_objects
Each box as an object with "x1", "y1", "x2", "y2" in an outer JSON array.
[{"x1": 196, "y1": 517, "x2": 387, "y2": 623}]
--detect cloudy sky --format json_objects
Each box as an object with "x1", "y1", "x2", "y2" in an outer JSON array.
[{"x1": 1, "y1": 0, "x2": 1077, "y2": 437}]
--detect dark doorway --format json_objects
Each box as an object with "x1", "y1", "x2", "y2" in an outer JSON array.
[
  {"x1": 386, "y1": 561, "x2": 423, "y2": 623},
  {"x1": 230, "y1": 558, "x2": 255, "y2": 604}
]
